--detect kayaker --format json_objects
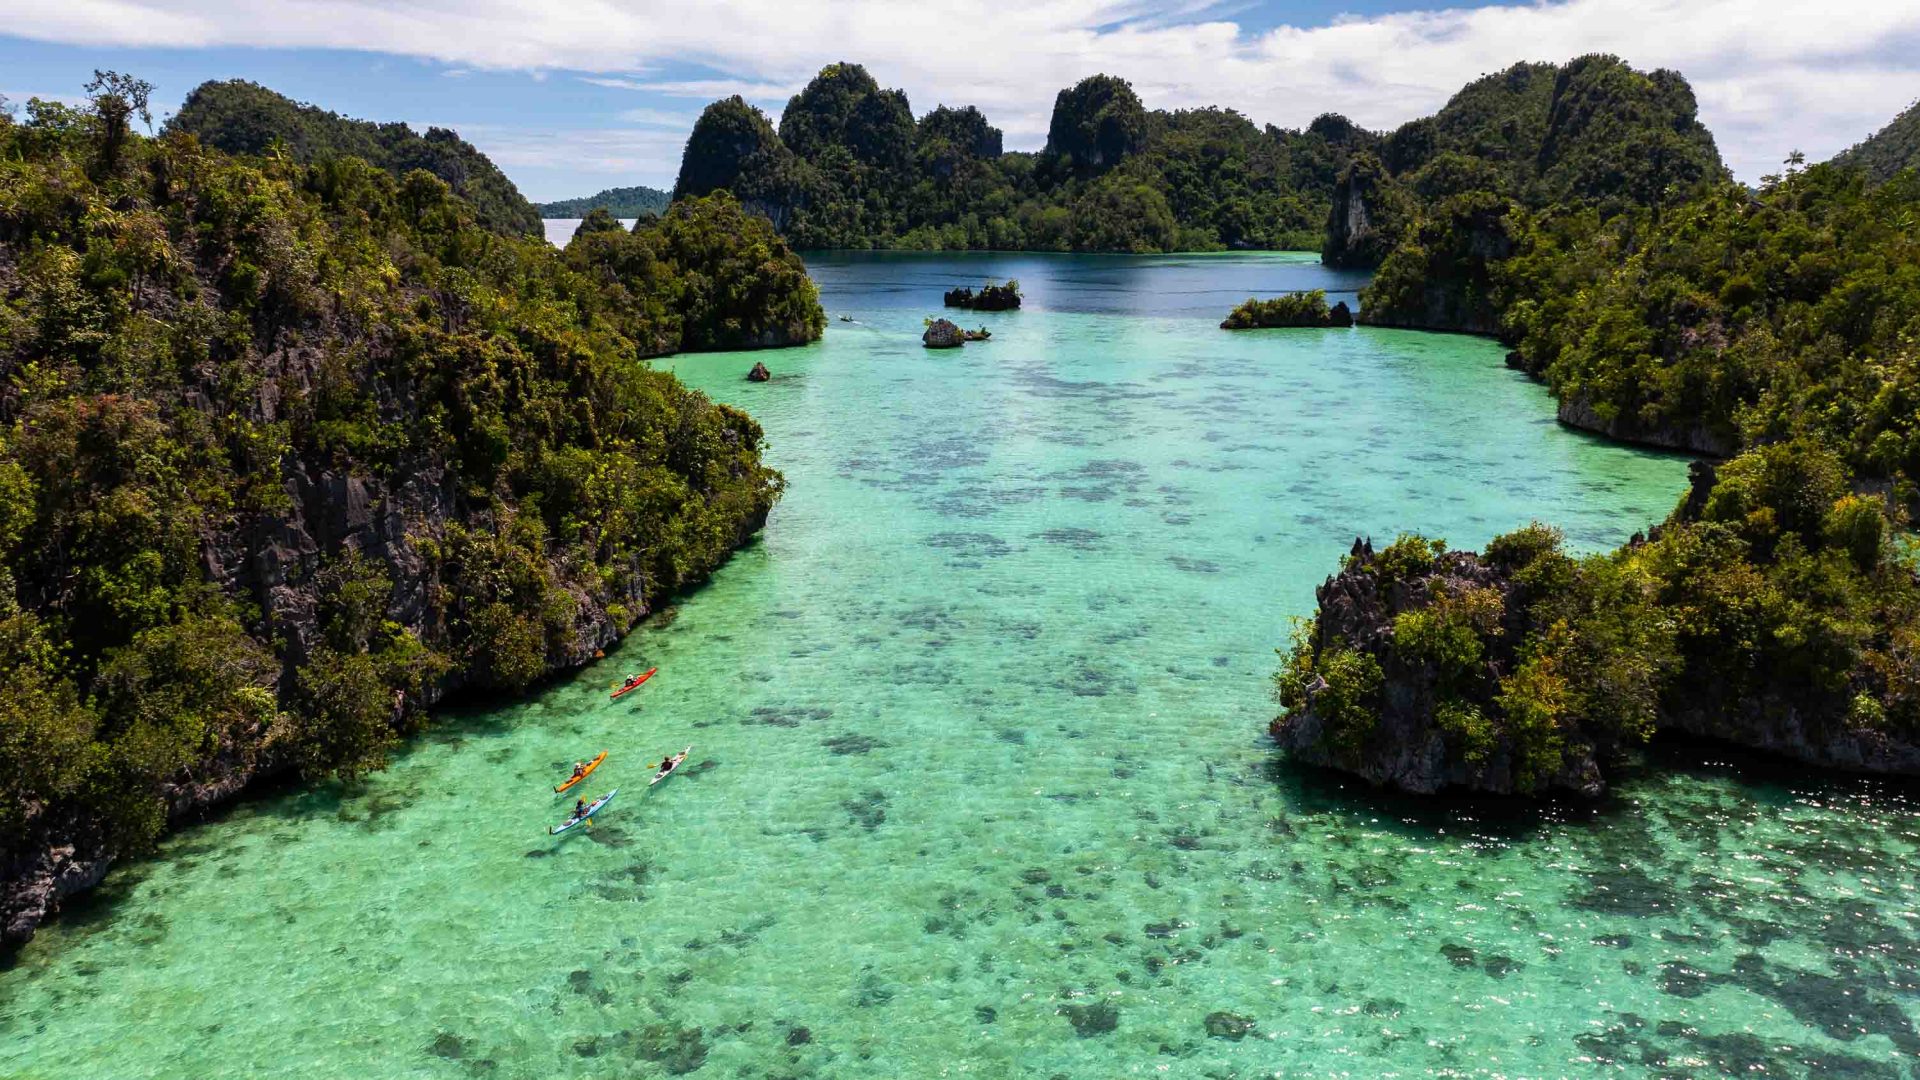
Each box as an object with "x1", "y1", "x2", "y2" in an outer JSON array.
[
  {"x1": 571, "y1": 797, "x2": 589, "y2": 821},
  {"x1": 570, "y1": 760, "x2": 587, "y2": 780},
  {"x1": 657, "y1": 751, "x2": 677, "y2": 776}
]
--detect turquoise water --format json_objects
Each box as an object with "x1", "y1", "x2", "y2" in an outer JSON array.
[{"x1": 3, "y1": 252, "x2": 1915, "y2": 1078}]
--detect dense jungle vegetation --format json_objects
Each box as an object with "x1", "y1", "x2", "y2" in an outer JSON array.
[
  {"x1": 672, "y1": 63, "x2": 1372, "y2": 252},
  {"x1": 0, "y1": 75, "x2": 818, "y2": 921},
  {"x1": 1278, "y1": 439, "x2": 1920, "y2": 792},
  {"x1": 170, "y1": 79, "x2": 544, "y2": 239},
  {"x1": 1278, "y1": 63, "x2": 1920, "y2": 791},
  {"x1": 1834, "y1": 97, "x2": 1920, "y2": 182}
]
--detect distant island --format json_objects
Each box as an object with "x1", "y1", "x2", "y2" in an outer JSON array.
[
  {"x1": 1220, "y1": 291, "x2": 1352, "y2": 329},
  {"x1": 539, "y1": 184, "x2": 672, "y2": 218},
  {"x1": 670, "y1": 63, "x2": 1362, "y2": 253},
  {"x1": 944, "y1": 280, "x2": 1021, "y2": 311}
]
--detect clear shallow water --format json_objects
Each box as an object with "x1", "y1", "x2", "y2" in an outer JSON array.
[{"x1": 4, "y1": 252, "x2": 1915, "y2": 1079}]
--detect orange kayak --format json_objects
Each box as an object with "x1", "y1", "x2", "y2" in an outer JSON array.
[
  {"x1": 610, "y1": 668, "x2": 658, "y2": 701},
  {"x1": 555, "y1": 750, "x2": 608, "y2": 794}
]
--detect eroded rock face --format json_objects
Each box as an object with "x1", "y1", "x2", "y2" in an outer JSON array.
[
  {"x1": 1275, "y1": 516, "x2": 1920, "y2": 797},
  {"x1": 1272, "y1": 537, "x2": 1609, "y2": 797},
  {"x1": 922, "y1": 319, "x2": 966, "y2": 349},
  {"x1": 1554, "y1": 393, "x2": 1736, "y2": 457},
  {"x1": 1322, "y1": 155, "x2": 1405, "y2": 270}
]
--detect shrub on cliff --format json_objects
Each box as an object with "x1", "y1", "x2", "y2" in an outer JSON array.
[{"x1": 0, "y1": 79, "x2": 796, "y2": 927}]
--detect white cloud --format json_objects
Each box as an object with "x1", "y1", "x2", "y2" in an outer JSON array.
[
  {"x1": 456, "y1": 123, "x2": 689, "y2": 180},
  {"x1": 7, "y1": 0, "x2": 1919, "y2": 180},
  {"x1": 595, "y1": 77, "x2": 803, "y2": 102},
  {"x1": 614, "y1": 106, "x2": 699, "y2": 127}
]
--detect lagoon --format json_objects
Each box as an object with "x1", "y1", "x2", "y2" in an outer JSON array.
[{"x1": 4, "y1": 253, "x2": 1910, "y2": 1078}]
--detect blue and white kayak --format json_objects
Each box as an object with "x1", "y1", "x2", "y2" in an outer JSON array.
[{"x1": 550, "y1": 788, "x2": 618, "y2": 835}]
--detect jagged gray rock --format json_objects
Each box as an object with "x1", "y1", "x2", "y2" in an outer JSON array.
[{"x1": 922, "y1": 319, "x2": 966, "y2": 349}]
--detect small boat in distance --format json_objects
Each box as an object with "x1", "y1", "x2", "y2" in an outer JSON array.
[{"x1": 611, "y1": 667, "x2": 658, "y2": 701}]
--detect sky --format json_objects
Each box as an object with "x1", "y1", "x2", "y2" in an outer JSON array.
[{"x1": 2, "y1": 0, "x2": 1916, "y2": 204}]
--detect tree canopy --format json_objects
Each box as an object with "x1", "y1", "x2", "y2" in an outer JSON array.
[
  {"x1": 667, "y1": 64, "x2": 1366, "y2": 253},
  {"x1": 169, "y1": 79, "x2": 543, "y2": 238},
  {"x1": 0, "y1": 83, "x2": 815, "y2": 928}
]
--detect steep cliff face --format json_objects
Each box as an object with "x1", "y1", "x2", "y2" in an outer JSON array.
[
  {"x1": 1321, "y1": 154, "x2": 1407, "y2": 270},
  {"x1": 1358, "y1": 192, "x2": 1513, "y2": 334},
  {"x1": 1272, "y1": 538, "x2": 1608, "y2": 797},
  {"x1": 1340, "y1": 55, "x2": 1725, "y2": 334},
  {"x1": 5, "y1": 439, "x2": 773, "y2": 947},
  {"x1": 1553, "y1": 394, "x2": 1736, "y2": 457}
]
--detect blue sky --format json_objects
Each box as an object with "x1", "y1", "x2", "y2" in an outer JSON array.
[{"x1": 4, "y1": 1, "x2": 1915, "y2": 203}]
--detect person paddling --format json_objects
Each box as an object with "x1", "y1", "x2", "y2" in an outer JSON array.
[
  {"x1": 570, "y1": 797, "x2": 589, "y2": 822},
  {"x1": 570, "y1": 760, "x2": 588, "y2": 781},
  {"x1": 656, "y1": 751, "x2": 678, "y2": 777}
]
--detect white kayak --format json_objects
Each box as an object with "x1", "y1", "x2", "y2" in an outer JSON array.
[
  {"x1": 650, "y1": 746, "x2": 692, "y2": 787},
  {"x1": 550, "y1": 788, "x2": 617, "y2": 835}
]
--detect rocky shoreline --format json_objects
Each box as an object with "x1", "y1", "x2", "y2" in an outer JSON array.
[
  {"x1": 2, "y1": 483, "x2": 771, "y2": 950},
  {"x1": 1272, "y1": 537, "x2": 1611, "y2": 797},
  {"x1": 1275, "y1": 498, "x2": 1920, "y2": 797}
]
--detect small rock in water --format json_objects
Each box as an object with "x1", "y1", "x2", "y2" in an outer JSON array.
[
  {"x1": 1203, "y1": 1011, "x2": 1256, "y2": 1040},
  {"x1": 922, "y1": 318, "x2": 966, "y2": 349},
  {"x1": 1062, "y1": 999, "x2": 1120, "y2": 1037},
  {"x1": 1482, "y1": 955, "x2": 1524, "y2": 978},
  {"x1": 747, "y1": 361, "x2": 771, "y2": 382}
]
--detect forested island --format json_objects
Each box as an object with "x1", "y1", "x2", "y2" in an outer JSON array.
[
  {"x1": 1274, "y1": 59, "x2": 1920, "y2": 796},
  {"x1": 539, "y1": 185, "x2": 672, "y2": 219},
  {"x1": 0, "y1": 76, "x2": 821, "y2": 946},
  {"x1": 1220, "y1": 291, "x2": 1353, "y2": 329},
  {"x1": 671, "y1": 63, "x2": 1365, "y2": 252}
]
